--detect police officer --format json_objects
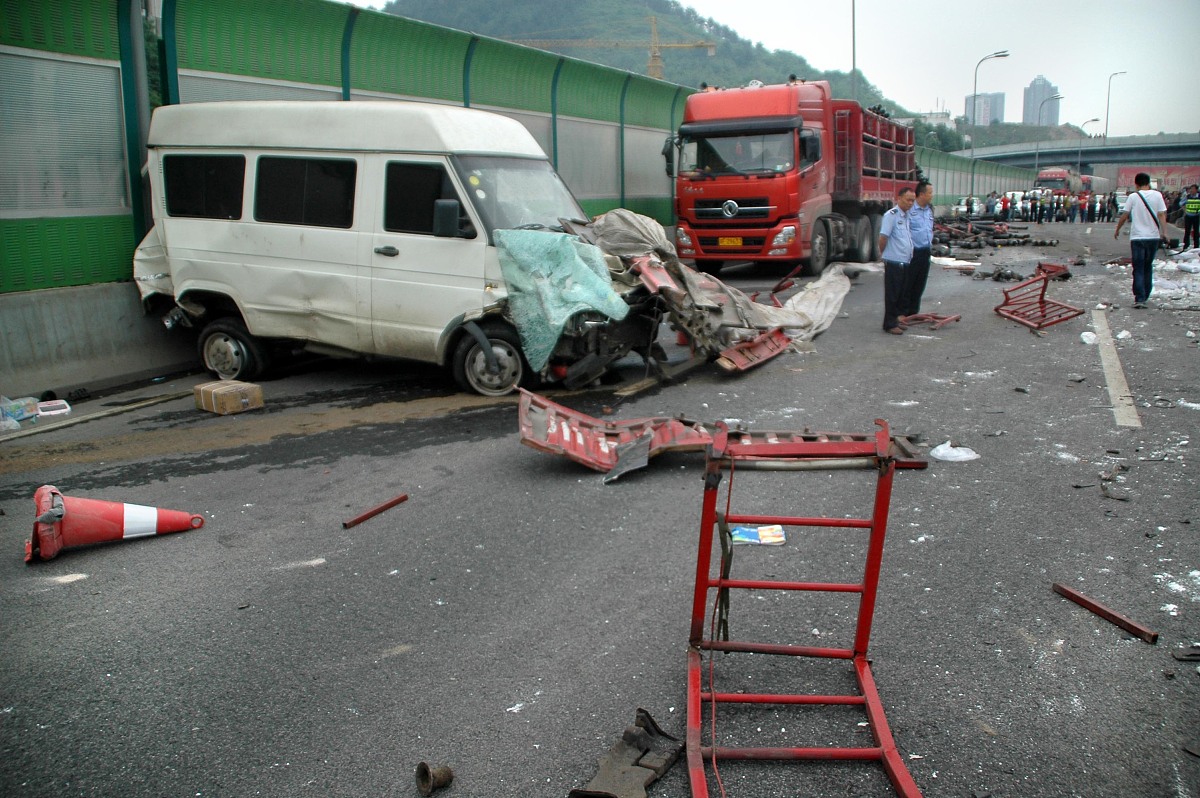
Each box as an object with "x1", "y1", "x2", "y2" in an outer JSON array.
[
  {"x1": 901, "y1": 180, "x2": 935, "y2": 323},
  {"x1": 878, "y1": 186, "x2": 915, "y2": 334},
  {"x1": 1182, "y1": 184, "x2": 1200, "y2": 250}
]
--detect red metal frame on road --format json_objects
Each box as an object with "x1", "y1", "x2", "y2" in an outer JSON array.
[{"x1": 685, "y1": 421, "x2": 923, "y2": 797}]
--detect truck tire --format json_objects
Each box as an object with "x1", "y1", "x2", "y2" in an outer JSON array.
[
  {"x1": 869, "y1": 213, "x2": 884, "y2": 261},
  {"x1": 851, "y1": 217, "x2": 873, "y2": 262},
  {"x1": 451, "y1": 323, "x2": 531, "y2": 396},
  {"x1": 804, "y1": 220, "x2": 830, "y2": 276},
  {"x1": 198, "y1": 318, "x2": 266, "y2": 381}
]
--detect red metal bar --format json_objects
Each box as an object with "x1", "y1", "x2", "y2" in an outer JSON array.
[
  {"x1": 856, "y1": 655, "x2": 925, "y2": 797},
  {"x1": 702, "y1": 692, "x2": 867, "y2": 706},
  {"x1": 341, "y1": 492, "x2": 408, "y2": 529},
  {"x1": 713, "y1": 577, "x2": 863, "y2": 593},
  {"x1": 1052, "y1": 583, "x2": 1159, "y2": 644},
  {"x1": 702, "y1": 746, "x2": 883, "y2": 761},
  {"x1": 723, "y1": 512, "x2": 872, "y2": 529},
  {"x1": 701, "y1": 641, "x2": 855, "y2": 659}
]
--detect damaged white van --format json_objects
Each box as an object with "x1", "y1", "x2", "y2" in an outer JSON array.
[{"x1": 134, "y1": 100, "x2": 660, "y2": 395}]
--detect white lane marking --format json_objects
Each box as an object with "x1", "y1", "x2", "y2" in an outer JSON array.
[{"x1": 1090, "y1": 310, "x2": 1141, "y2": 428}]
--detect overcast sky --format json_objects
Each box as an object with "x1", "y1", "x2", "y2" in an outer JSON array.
[
  {"x1": 680, "y1": 0, "x2": 1200, "y2": 138},
  {"x1": 355, "y1": 1, "x2": 1200, "y2": 138}
]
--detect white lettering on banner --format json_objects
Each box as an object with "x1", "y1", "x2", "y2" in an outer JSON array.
[{"x1": 123, "y1": 503, "x2": 159, "y2": 538}]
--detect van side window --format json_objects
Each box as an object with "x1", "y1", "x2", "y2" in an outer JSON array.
[
  {"x1": 163, "y1": 155, "x2": 245, "y2": 219},
  {"x1": 384, "y1": 162, "x2": 474, "y2": 237},
  {"x1": 255, "y1": 157, "x2": 356, "y2": 229}
]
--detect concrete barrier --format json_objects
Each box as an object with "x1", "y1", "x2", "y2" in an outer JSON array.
[{"x1": 0, "y1": 283, "x2": 197, "y2": 399}]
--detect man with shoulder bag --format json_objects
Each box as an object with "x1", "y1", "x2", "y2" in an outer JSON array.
[{"x1": 1114, "y1": 172, "x2": 1168, "y2": 309}]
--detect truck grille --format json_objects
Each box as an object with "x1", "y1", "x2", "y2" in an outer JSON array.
[{"x1": 694, "y1": 197, "x2": 773, "y2": 220}]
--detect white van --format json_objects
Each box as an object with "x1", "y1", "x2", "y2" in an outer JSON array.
[{"x1": 134, "y1": 100, "x2": 653, "y2": 395}]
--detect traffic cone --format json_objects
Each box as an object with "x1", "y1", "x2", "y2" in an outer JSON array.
[{"x1": 26, "y1": 484, "x2": 205, "y2": 563}]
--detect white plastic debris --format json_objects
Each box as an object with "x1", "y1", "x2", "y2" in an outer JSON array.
[
  {"x1": 929, "y1": 440, "x2": 981, "y2": 462},
  {"x1": 1079, "y1": 331, "x2": 1098, "y2": 345},
  {"x1": 1116, "y1": 330, "x2": 1132, "y2": 340}
]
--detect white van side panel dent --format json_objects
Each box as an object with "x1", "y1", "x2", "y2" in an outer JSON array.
[{"x1": 164, "y1": 216, "x2": 367, "y2": 353}]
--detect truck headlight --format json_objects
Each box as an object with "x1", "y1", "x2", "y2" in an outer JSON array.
[
  {"x1": 770, "y1": 226, "x2": 796, "y2": 247},
  {"x1": 676, "y1": 228, "x2": 694, "y2": 248}
]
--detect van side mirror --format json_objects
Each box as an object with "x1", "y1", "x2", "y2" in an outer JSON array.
[
  {"x1": 662, "y1": 136, "x2": 676, "y2": 177},
  {"x1": 433, "y1": 199, "x2": 462, "y2": 238}
]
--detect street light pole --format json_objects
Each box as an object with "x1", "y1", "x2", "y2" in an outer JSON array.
[
  {"x1": 851, "y1": 0, "x2": 857, "y2": 103},
  {"x1": 1104, "y1": 71, "x2": 1126, "y2": 139},
  {"x1": 1033, "y1": 93, "x2": 1063, "y2": 176},
  {"x1": 1077, "y1": 117, "x2": 1099, "y2": 174},
  {"x1": 968, "y1": 50, "x2": 1009, "y2": 217}
]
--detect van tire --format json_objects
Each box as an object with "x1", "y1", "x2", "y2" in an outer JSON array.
[
  {"x1": 452, "y1": 323, "x2": 530, "y2": 396},
  {"x1": 198, "y1": 318, "x2": 265, "y2": 381}
]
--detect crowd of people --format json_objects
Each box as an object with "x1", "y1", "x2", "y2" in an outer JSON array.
[{"x1": 976, "y1": 189, "x2": 1118, "y2": 224}]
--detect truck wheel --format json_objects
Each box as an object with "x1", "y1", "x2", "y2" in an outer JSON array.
[
  {"x1": 452, "y1": 323, "x2": 530, "y2": 396},
  {"x1": 869, "y1": 213, "x2": 884, "y2": 260},
  {"x1": 198, "y1": 318, "x2": 265, "y2": 381},
  {"x1": 804, "y1": 221, "x2": 830, "y2": 276},
  {"x1": 851, "y1": 217, "x2": 873, "y2": 262}
]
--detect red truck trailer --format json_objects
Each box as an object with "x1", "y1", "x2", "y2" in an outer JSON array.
[
  {"x1": 664, "y1": 80, "x2": 916, "y2": 274},
  {"x1": 1035, "y1": 167, "x2": 1083, "y2": 197}
]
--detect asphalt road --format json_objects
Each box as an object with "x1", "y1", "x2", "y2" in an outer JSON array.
[{"x1": 2, "y1": 219, "x2": 1198, "y2": 798}]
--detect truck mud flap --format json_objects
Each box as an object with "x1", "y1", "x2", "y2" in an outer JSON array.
[{"x1": 518, "y1": 390, "x2": 928, "y2": 482}]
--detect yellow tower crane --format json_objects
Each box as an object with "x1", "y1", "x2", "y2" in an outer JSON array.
[{"x1": 509, "y1": 16, "x2": 716, "y2": 80}]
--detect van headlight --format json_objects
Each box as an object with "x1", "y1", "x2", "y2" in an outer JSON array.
[{"x1": 771, "y1": 226, "x2": 796, "y2": 247}]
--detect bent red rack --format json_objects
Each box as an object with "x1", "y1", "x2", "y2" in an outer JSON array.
[{"x1": 685, "y1": 420, "x2": 922, "y2": 797}]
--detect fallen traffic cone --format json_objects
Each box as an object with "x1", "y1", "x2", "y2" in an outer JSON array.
[{"x1": 26, "y1": 484, "x2": 205, "y2": 563}]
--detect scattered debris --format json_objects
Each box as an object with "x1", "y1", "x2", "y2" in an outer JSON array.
[
  {"x1": 415, "y1": 762, "x2": 454, "y2": 796},
  {"x1": 567, "y1": 708, "x2": 681, "y2": 798},
  {"x1": 1052, "y1": 583, "x2": 1159, "y2": 644},
  {"x1": 929, "y1": 440, "x2": 980, "y2": 462},
  {"x1": 194, "y1": 380, "x2": 264, "y2": 415},
  {"x1": 730, "y1": 524, "x2": 787, "y2": 545},
  {"x1": 341, "y1": 492, "x2": 409, "y2": 529},
  {"x1": 993, "y1": 266, "x2": 1085, "y2": 330},
  {"x1": 517, "y1": 390, "x2": 928, "y2": 481}
]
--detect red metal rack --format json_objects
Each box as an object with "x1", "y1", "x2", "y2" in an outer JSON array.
[{"x1": 685, "y1": 420, "x2": 922, "y2": 797}]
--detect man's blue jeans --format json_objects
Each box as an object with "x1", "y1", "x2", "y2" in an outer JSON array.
[{"x1": 1130, "y1": 238, "x2": 1159, "y2": 303}]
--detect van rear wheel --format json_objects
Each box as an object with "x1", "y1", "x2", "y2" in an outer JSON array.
[
  {"x1": 198, "y1": 318, "x2": 265, "y2": 381},
  {"x1": 452, "y1": 324, "x2": 530, "y2": 396}
]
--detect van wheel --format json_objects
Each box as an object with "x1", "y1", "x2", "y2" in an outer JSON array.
[
  {"x1": 198, "y1": 318, "x2": 265, "y2": 381},
  {"x1": 452, "y1": 324, "x2": 530, "y2": 396},
  {"x1": 803, "y1": 221, "x2": 829, "y2": 276}
]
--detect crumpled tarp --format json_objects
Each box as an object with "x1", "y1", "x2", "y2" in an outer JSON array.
[
  {"x1": 494, "y1": 229, "x2": 630, "y2": 371},
  {"x1": 592, "y1": 207, "x2": 678, "y2": 262}
]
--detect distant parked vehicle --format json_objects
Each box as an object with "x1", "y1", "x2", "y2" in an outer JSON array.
[{"x1": 952, "y1": 196, "x2": 980, "y2": 218}]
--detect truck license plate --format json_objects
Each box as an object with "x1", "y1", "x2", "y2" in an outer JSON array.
[{"x1": 717, "y1": 237, "x2": 742, "y2": 247}]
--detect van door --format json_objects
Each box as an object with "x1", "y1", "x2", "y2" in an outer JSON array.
[{"x1": 366, "y1": 156, "x2": 490, "y2": 363}]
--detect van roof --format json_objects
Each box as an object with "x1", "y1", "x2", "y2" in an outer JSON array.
[{"x1": 147, "y1": 100, "x2": 547, "y2": 157}]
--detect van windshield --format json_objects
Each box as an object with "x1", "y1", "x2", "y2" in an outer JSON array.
[{"x1": 453, "y1": 156, "x2": 586, "y2": 234}]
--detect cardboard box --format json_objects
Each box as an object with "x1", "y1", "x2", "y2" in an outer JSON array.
[{"x1": 194, "y1": 380, "x2": 264, "y2": 415}]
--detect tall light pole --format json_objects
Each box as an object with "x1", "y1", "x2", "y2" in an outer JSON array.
[
  {"x1": 1077, "y1": 117, "x2": 1099, "y2": 174},
  {"x1": 968, "y1": 50, "x2": 1009, "y2": 215},
  {"x1": 1033, "y1": 93, "x2": 1063, "y2": 176},
  {"x1": 1104, "y1": 71, "x2": 1126, "y2": 139},
  {"x1": 851, "y1": 0, "x2": 857, "y2": 102}
]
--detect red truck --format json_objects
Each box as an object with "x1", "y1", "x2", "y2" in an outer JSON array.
[
  {"x1": 1035, "y1": 167, "x2": 1083, "y2": 197},
  {"x1": 663, "y1": 80, "x2": 916, "y2": 274}
]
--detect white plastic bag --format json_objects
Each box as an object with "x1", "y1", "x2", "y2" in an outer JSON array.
[{"x1": 929, "y1": 440, "x2": 981, "y2": 462}]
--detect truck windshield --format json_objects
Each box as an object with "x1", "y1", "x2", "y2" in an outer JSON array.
[
  {"x1": 680, "y1": 132, "x2": 795, "y2": 176},
  {"x1": 1036, "y1": 178, "x2": 1067, "y2": 190},
  {"x1": 453, "y1": 155, "x2": 587, "y2": 234}
]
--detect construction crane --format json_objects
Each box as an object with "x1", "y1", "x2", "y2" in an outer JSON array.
[{"x1": 509, "y1": 16, "x2": 715, "y2": 80}]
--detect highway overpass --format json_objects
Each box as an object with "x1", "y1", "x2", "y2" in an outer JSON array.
[{"x1": 953, "y1": 132, "x2": 1200, "y2": 170}]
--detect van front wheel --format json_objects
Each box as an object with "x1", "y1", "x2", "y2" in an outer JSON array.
[
  {"x1": 452, "y1": 324, "x2": 529, "y2": 396},
  {"x1": 198, "y1": 318, "x2": 265, "y2": 381}
]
